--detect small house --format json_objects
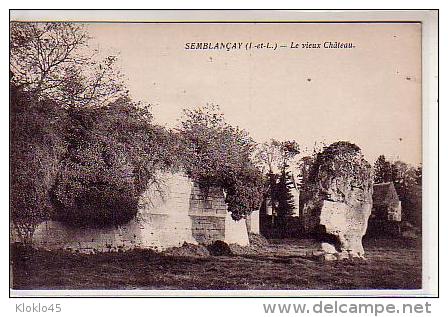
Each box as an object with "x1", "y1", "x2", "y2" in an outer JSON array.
[
  {"x1": 372, "y1": 182, "x2": 402, "y2": 222},
  {"x1": 367, "y1": 182, "x2": 402, "y2": 236}
]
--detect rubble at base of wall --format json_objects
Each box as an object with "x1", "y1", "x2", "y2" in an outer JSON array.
[
  {"x1": 228, "y1": 233, "x2": 270, "y2": 255},
  {"x1": 161, "y1": 242, "x2": 211, "y2": 257}
]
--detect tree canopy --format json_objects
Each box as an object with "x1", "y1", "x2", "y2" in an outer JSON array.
[
  {"x1": 10, "y1": 22, "x2": 126, "y2": 108},
  {"x1": 373, "y1": 155, "x2": 394, "y2": 183},
  {"x1": 178, "y1": 104, "x2": 264, "y2": 220}
]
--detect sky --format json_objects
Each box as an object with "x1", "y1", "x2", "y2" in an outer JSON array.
[{"x1": 87, "y1": 23, "x2": 421, "y2": 166}]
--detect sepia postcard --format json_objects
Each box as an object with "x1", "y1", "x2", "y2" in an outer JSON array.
[{"x1": 9, "y1": 10, "x2": 438, "y2": 298}]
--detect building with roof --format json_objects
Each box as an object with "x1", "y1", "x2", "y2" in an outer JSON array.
[
  {"x1": 367, "y1": 182, "x2": 402, "y2": 236},
  {"x1": 372, "y1": 182, "x2": 402, "y2": 222}
]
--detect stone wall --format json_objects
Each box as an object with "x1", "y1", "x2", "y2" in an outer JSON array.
[
  {"x1": 225, "y1": 212, "x2": 249, "y2": 246},
  {"x1": 33, "y1": 172, "x2": 197, "y2": 253},
  {"x1": 189, "y1": 184, "x2": 227, "y2": 244},
  {"x1": 29, "y1": 172, "x2": 250, "y2": 253},
  {"x1": 246, "y1": 210, "x2": 260, "y2": 235}
]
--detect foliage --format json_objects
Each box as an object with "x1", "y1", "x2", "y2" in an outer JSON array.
[
  {"x1": 178, "y1": 104, "x2": 263, "y2": 220},
  {"x1": 10, "y1": 22, "x2": 126, "y2": 108},
  {"x1": 308, "y1": 141, "x2": 372, "y2": 188},
  {"x1": 271, "y1": 170, "x2": 296, "y2": 219},
  {"x1": 10, "y1": 22, "x2": 173, "y2": 230},
  {"x1": 373, "y1": 155, "x2": 394, "y2": 183},
  {"x1": 255, "y1": 139, "x2": 300, "y2": 174},
  {"x1": 224, "y1": 166, "x2": 264, "y2": 220},
  {"x1": 10, "y1": 84, "x2": 68, "y2": 244},
  {"x1": 301, "y1": 141, "x2": 373, "y2": 209},
  {"x1": 11, "y1": 82, "x2": 173, "y2": 230},
  {"x1": 255, "y1": 139, "x2": 300, "y2": 222},
  {"x1": 51, "y1": 98, "x2": 169, "y2": 227}
]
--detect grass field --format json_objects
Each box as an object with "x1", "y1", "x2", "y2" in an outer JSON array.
[{"x1": 11, "y1": 237, "x2": 421, "y2": 290}]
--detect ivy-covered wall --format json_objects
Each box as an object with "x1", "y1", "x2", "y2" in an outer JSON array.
[{"x1": 25, "y1": 172, "x2": 249, "y2": 253}]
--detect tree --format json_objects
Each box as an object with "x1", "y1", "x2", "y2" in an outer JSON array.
[
  {"x1": 10, "y1": 22, "x2": 161, "y2": 231},
  {"x1": 277, "y1": 140, "x2": 301, "y2": 172},
  {"x1": 10, "y1": 22, "x2": 126, "y2": 108},
  {"x1": 178, "y1": 104, "x2": 263, "y2": 220},
  {"x1": 255, "y1": 139, "x2": 300, "y2": 175},
  {"x1": 10, "y1": 84, "x2": 68, "y2": 244},
  {"x1": 373, "y1": 155, "x2": 394, "y2": 183},
  {"x1": 255, "y1": 139, "x2": 300, "y2": 220},
  {"x1": 272, "y1": 170, "x2": 296, "y2": 219}
]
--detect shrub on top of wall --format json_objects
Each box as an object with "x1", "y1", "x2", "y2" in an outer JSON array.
[
  {"x1": 51, "y1": 98, "x2": 173, "y2": 227},
  {"x1": 177, "y1": 104, "x2": 264, "y2": 221}
]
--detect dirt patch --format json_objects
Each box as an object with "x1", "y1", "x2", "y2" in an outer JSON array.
[
  {"x1": 229, "y1": 234, "x2": 270, "y2": 256},
  {"x1": 161, "y1": 242, "x2": 210, "y2": 258}
]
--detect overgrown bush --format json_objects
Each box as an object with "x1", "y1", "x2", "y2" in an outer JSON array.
[
  {"x1": 305, "y1": 141, "x2": 373, "y2": 200},
  {"x1": 51, "y1": 98, "x2": 171, "y2": 227},
  {"x1": 178, "y1": 105, "x2": 264, "y2": 220},
  {"x1": 10, "y1": 85, "x2": 68, "y2": 243}
]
